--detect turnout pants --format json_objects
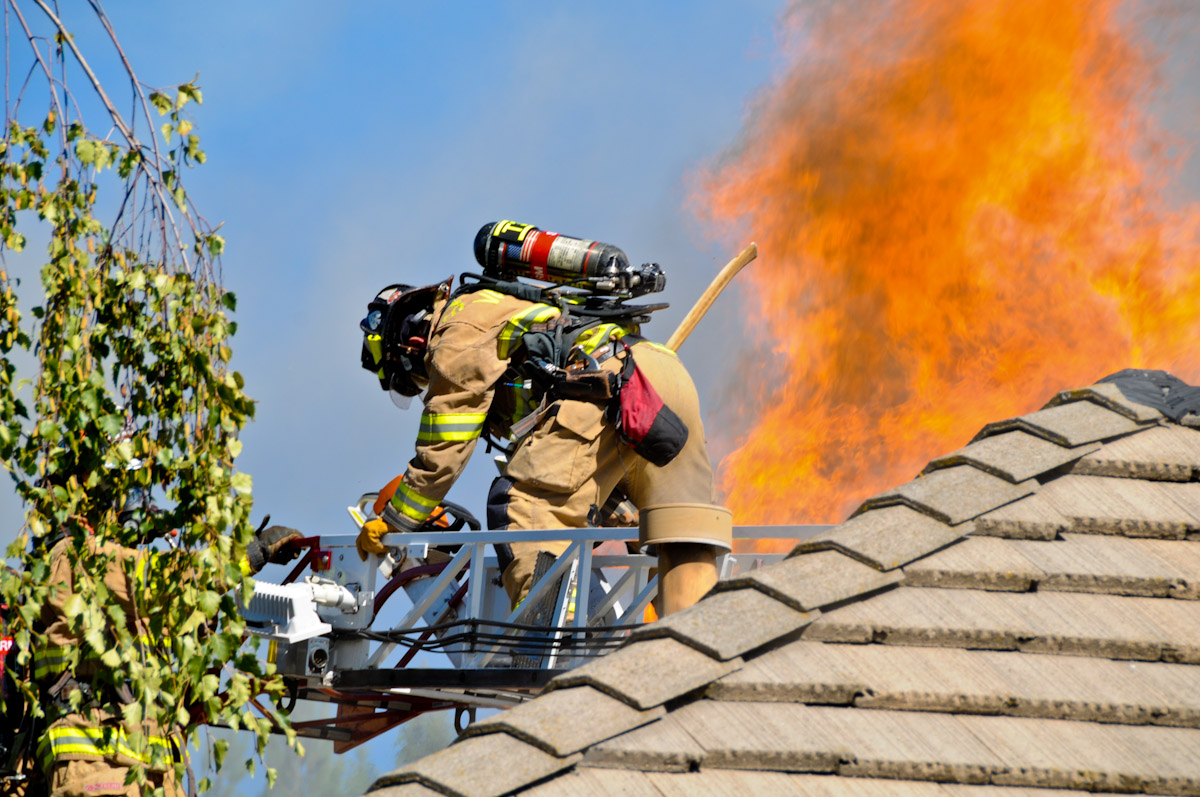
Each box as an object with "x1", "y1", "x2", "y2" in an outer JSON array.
[{"x1": 490, "y1": 342, "x2": 716, "y2": 605}]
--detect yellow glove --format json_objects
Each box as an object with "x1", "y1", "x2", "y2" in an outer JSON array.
[{"x1": 356, "y1": 517, "x2": 393, "y2": 561}]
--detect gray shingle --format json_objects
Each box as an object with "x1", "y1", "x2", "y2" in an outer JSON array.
[
  {"x1": 1070, "y1": 424, "x2": 1200, "y2": 482},
  {"x1": 973, "y1": 400, "x2": 1142, "y2": 447},
  {"x1": 521, "y1": 768, "x2": 662, "y2": 796},
  {"x1": 626, "y1": 587, "x2": 814, "y2": 660},
  {"x1": 969, "y1": 713, "x2": 1200, "y2": 792},
  {"x1": 366, "y1": 784, "x2": 445, "y2": 797},
  {"x1": 370, "y1": 734, "x2": 578, "y2": 797},
  {"x1": 713, "y1": 550, "x2": 901, "y2": 612},
  {"x1": 645, "y1": 773, "x2": 1096, "y2": 796},
  {"x1": 1038, "y1": 475, "x2": 1200, "y2": 538},
  {"x1": 585, "y1": 702, "x2": 1200, "y2": 793},
  {"x1": 804, "y1": 586, "x2": 1200, "y2": 662},
  {"x1": 709, "y1": 641, "x2": 1200, "y2": 727},
  {"x1": 854, "y1": 466, "x2": 1034, "y2": 525},
  {"x1": 1046, "y1": 382, "x2": 1165, "y2": 422},
  {"x1": 647, "y1": 770, "x2": 816, "y2": 796},
  {"x1": 459, "y1": 685, "x2": 663, "y2": 756},
  {"x1": 904, "y1": 534, "x2": 1200, "y2": 599},
  {"x1": 793, "y1": 505, "x2": 966, "y2": 571},
  {"x1": 903, "y1": 536, "x2": 1040, "y2": 592},
  {"x1": 545, "y1": 637, "x2": 740, "y2": 710},
  {"x1": 924, "y1": 432, "x2": 1099, "y2": 484},
  {"x1": 655, "y1": 700, "x2": 846, "y2": 773},
  {"x1": 973, "y1": 493, "x2": 1068, "y2": 540},
  {"x1": 580, "y1": 711, "x2": 705, "y2": 772},
  {"x1": 1021, "y1": 534, "x2": 1199, "y2": 599}
]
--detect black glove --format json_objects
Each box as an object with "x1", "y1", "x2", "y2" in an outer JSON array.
[{"x1": 246, "y1": 524, "x2": 303, "y2": 573}]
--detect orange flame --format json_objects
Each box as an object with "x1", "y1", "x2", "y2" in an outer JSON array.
[{"x1": 697, "y1": 0, "x2": 1200, "y2": 526}]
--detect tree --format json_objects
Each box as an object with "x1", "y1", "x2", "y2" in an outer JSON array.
[{"x1": 0, "y1": 2, "x2": 295, "y2": 791}]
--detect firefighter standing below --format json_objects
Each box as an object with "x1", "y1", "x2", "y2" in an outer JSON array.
[
  {"x1": 356, "y1": 221, "x2": 732, "y2": 615},
  {"x1": 31, "y1": 491, "x2": 300, "y2": 797}
]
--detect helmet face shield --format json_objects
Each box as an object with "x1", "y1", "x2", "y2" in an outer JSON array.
[{"x1": 359, "y1": 281, "x2": 447, "y2": 405}]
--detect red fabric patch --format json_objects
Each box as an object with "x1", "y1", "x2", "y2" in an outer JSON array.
[{"x1": 620, "y1": 364, "x2": 665, "y2": 442}]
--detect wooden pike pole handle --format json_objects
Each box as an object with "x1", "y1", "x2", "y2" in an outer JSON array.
[{"x1": 665, "y1": 242, "x2": 758, "y2": 352}]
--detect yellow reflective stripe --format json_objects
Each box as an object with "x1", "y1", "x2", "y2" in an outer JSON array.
[
  {"x1": 33, "y1": 646, "x2": 71, "y2": 680},
  {"x1": 366, "y1": 333, "x2": 383, "y2": 366},
  {"x1": 575, "y1": 323, "x2": 628, "y2": 355},
  {"x1": 508, "y1": 378, "x2": 536, "y2": 430},
  {"x1": 416, "y1": 412, "x2": 487, "y2": 443},
  {"x1": 42, "y1": 725, "x2": 171, "y2": 764},
  {"x1": 497, "y1": 304, "x2": 559, "y2": 359},
  {"x1": 390, "y1": 480, "x2": 438, "y2": 522}
]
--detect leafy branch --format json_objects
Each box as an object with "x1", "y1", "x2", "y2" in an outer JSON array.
[{"x1": 0, "y1": 2, "x2": 291, "y2": 792}]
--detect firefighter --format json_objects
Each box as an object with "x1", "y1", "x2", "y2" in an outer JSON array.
[
  {"x1": 355, "y1": 274, "x2": 731, "y2": 616},
  {"x1": 31, "y1": 488, "x2": 300, "y2": 797}
]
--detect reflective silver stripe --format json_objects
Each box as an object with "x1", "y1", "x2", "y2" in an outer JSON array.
[
  {"x1": 416, "y1": 412, "x2": 487, "y2": 443},
  {"x1": 390, "y1": 480, "x2": 438, "y2": 522},
  {"x1": 497, "y1": 304, "x2": 559, "y2": 359}
]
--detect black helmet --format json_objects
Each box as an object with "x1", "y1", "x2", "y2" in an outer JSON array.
[{"x1": 360, "y1": 281, "x2": 449, "y2": 406}]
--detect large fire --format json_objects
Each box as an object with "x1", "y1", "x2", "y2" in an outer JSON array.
[{"x1": 698, "y1": 0, "x2": 1200, "y2": 526}]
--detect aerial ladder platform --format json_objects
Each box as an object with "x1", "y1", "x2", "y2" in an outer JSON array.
[{"x1": 239, "y1": 494, "x2": 830, "y2": 751}]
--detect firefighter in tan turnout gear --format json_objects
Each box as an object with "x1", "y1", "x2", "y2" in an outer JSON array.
[
  {"x1": 356, "y1": 221, "x2": 732, "y2": 615},
  {"x1": 30, "y1": 486, "x2": 300, "y2": 797}
]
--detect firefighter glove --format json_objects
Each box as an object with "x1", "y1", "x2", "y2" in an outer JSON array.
[
  {"x1": 246, "y1": 525, "x2": 303, "y2": 573},
  {"x1": 357, "y1": 518, "x2": 393, "y2": 561}
]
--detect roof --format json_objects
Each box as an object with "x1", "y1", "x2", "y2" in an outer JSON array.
[{"x1": 365, "y1": 376, "x2": 1200, "y2": 796}]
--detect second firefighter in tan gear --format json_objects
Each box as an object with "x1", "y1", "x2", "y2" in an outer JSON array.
[{"x1": 360, "y1": 285, "x2": 728, "y2": 615}]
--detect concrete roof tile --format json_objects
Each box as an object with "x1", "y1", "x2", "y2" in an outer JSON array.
[
  {"x1": 974, "y1": 400, "x2": 1142, "y2": 447},
  {"x1": 626, "y1": 587, "x2": 815, "y2": 660},
  {"x1": 903, "y1": 536, "x2": 1040, "y2": 592},
  {"x1": 545, "y1": 637, "x2": 739, "y2": 710},
  {"x1": 580, "y1": 711, "x2": 705, "y2": 772},
  {"x1": 1070, "y1": 424, "x2": 1200, "y2": 482},
  {"x1": 365, "y1": 784, "x2": 445, "y2": 797},
  {"x1": 904, "y1": 534, "x2": 1200, "y2": 599},
  {"x1": 369, "y1": 734, "x2": 578, "y2": 797},
  {"x1": 657, "y1": 700, "x2": 845, "y2": 773},
  {"x1": 645, "y1": 770, "x2": 815, "y2": 796},
  {"x1": 586, "y1": 703, "x2": 1200, "y2": 793},
  {"x1": 1016, "y1": 534, "x2": 1200, "y2": 599},
  {"x1": 710, "y1": 641, "x2": 1200, "y2": 727},
  {"x1": 1047, "y1": 382, "x2": 1165, "y2": 422},
  {"x1": 794, "y1": 505, "x2": 965, "y2": 571},
  {"x1": 854, "y1": 466, "x2": 1034, "y2": 525},
  {"x1": 1037, "y1": 475, "x2": 1200, "y2": 539},
  {"x1": 924, "y1": 432, "x2": 1099, "y2": 484},
  {"x1": 459, "y1": 685, "x2": 663, "y2": 756},
  {"x1": 521, "y1": 768, "x2": 662, "y2": 796},
  {"x1": 646, "y1": 773, "x2": 1099, "y2": 796},
  {"x1": 968, "y1": 713, "x2": 1200, "y2": 792},
  {"x1": 806, "y1": 587, "x2": 1200, "y2": 662},
  {"x1": 714, "y1": 550, "x2": 901, "y2": 612},
  {"x1": 973, "y1": 493, "x2": 1068, "y2": 540}
]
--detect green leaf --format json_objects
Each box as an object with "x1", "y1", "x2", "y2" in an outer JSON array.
[
  {"x1": 75, "y1": 139, "x2": 95, "y2": 165},
  {"x1": 230, "y1": 472, "x2": 252, "y2": 494},
  {"x1": 149, "y1": 92, "x2": 172, "y2": 115},
  {"x1": 220, "y1": 290, "x2": 236, "y2": 311},
  {"x1": 63, "y1": 593, "x2": 84, "y2": 620},
  {"x1": 197, "y1": 589, "x2": 219, "y2": 615}
]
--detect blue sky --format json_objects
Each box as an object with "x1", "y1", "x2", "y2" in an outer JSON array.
[{"x1": 1, "y1": 0, "x2": 788, "y2": 786}]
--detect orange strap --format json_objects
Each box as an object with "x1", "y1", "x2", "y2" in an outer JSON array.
[{"x1": 374, "y1": 474, "x2": 405, "y2": 517}]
